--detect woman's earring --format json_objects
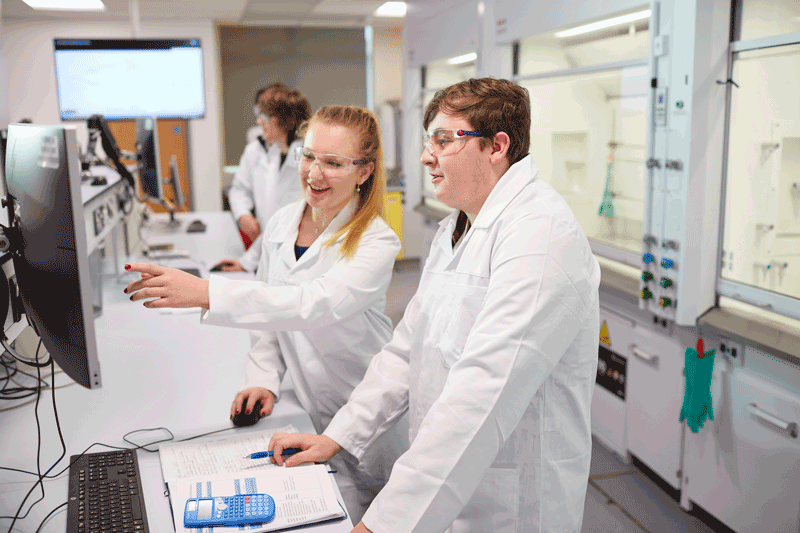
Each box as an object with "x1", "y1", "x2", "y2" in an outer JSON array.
[{"x1": 356, "y1": 184, "x2": 361, "y2": 193}]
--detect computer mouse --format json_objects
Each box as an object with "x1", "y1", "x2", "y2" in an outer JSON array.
[
  {"x1": 232, "y1": 400, "x2": 262, "y2": 427},
  {"x1": 186, "y1": 220, "x2": 206, "y2": 233},
  {"x1": 209, "y1": 261, "x2": 234, "y2": 272},
  {"x1": 91, "y1": 175, "x2": 108, "y2": 186}
]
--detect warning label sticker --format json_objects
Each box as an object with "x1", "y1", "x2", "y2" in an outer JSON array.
[{"x1": 600, "y1": 321, "x2": 611, "y2": 346}]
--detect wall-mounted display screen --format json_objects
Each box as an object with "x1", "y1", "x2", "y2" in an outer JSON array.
[{"x1": 54, "y1": 39, "x2": 205, "y2": 120}]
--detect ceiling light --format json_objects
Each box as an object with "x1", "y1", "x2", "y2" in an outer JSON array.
[
  {"x1": 447, "y1": 52, "x2": 477, "y2": 65},
  {"x1": 21, "y1": 0, "x2": 105, "y2": 10},
  {"x1": 555, "y1": 10, "x2": 651, "y2": 38},
  {"x1": 374, "y1": 2, "x2": 407, "y2": 18}
]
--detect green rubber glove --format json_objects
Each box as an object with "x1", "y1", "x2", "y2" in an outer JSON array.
[{"x1": 679, "y1": 347, "x2": 716, "y2": 433}]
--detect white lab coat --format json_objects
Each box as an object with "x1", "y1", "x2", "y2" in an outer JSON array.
[
  {"x1": 201, "y1": 197, "x2": 409, "y2": 523},
  {"x1": 324, "y1": 155, "x2": 601, "y2": 533},
  {"x1": 228, "y1": 138, "x2": 304, "y2": 272}
]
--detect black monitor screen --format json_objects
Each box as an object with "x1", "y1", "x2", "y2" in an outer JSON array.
[
  {"x1": 4, "y1": 124, "x2": 101, "y2": 388},
  {"x1": 135, "y1": 117, "x2": 162, "y2": 200}
]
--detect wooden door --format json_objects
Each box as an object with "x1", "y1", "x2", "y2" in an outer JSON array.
[{"x1": 108, "y1": 119, "x2": 192, "y2": 213}]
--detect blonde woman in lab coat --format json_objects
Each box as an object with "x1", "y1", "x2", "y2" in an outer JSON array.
[
  {"x1": 123, "y1": 105, "x2": 408, "y2": 524},
  {"x1": 217, "y1": 84, "x2": 311, "y2": 272},
  {"x1": 268, "y1": 78, "x2": 602, "y2": 533}
]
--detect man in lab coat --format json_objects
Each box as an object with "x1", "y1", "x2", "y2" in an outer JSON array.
[{"x1": 270, "y1": 77, "x2": 602, "y2": 533}]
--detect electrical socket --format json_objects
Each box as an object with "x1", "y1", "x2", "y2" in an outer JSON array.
[{"x1": 718, "y1": 338, "x2": 744, "y2": 364}]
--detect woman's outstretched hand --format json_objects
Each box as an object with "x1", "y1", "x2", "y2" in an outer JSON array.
[{"x1": 124, "y1": 263, "x2": 210, "y2": 309}]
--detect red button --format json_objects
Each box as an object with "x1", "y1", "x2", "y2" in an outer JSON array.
[{"x1": 246, "y1": 496, "x2": 250, "y2": 503}]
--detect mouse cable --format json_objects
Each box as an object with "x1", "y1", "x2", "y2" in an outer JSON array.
[{"x1": 1, "y1": 426, "x2": 236, "y2": 480}]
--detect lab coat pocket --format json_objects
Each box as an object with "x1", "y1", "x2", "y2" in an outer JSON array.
[
  {"x1": 451, "y1": 466, "x2": 519, "y2": 533},
  {"x1": 437, "y1": 284, "x2": 487, "y2": 368}
]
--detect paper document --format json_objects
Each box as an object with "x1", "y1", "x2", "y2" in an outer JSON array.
[
  {"x1": 159, "y1": 425, "x2": 298, "y2": 485},
  {"x1": 171, "y1": 464, "x2": 346, "y2": 532}
]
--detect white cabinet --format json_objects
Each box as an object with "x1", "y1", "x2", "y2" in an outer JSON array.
[
  {"x1": 683, "y1": 368, "x2": 800, "y2": 532},
  {"x1": 591, "y1": 309, "x2": 633, "y2": 458},
  {"x1": 626, "y1": 326, "x2": 686, "y2": 490}
]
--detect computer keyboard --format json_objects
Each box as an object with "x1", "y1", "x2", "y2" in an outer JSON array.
[{"x1": 67, "y1": 450, "x2": 150, "y2": 533}]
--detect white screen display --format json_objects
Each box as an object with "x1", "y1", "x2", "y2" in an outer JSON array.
[
  {"x1": 54, "y1": 39, "x2": 205, "y2": 120},
  {"x1": 197, "y1": 500, "x2": 213, "y2": 520},
  {"x1": 187, "y1": 501, "x2": 197, "y2": 512}
]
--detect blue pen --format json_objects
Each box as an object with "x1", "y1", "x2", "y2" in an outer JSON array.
[{"x1": 243, "y1": 448, "x2": 301, "y2": 459}]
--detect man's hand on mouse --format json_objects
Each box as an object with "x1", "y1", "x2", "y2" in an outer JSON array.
[{"x1": 211, "y1": 259, "x2": 245, "y2": 272}]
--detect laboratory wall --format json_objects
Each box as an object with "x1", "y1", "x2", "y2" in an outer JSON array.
[
  {"x1": 0, "y1": 18, "x2": 223, "y2": 212},
  {"x1": 373, "y1": 26, "x2": 402, "y2": 108},
  {"x1": 738, "y1": 0, "x2": 800, "y2": 40},
  {"x1": 0, "y1": 6, "x2": 9, "y2": 130},
  {"x1": 219, "y1": 26, "x2": 367, "y2": 168},
  {"x1": 494, "y1": 0, "x2": 649, "y2": 44}
]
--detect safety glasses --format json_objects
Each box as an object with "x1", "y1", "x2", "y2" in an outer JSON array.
[
  {"x1": 294, "y1": 146, "x2": 366, "y2": 178},
  {"x1": 423, "y1": 128, "x2": 485, "y2": 156}
]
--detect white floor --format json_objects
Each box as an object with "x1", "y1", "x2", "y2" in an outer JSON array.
[{"x1": 384, "y1": 259, "x2": 725, "y2": 533}]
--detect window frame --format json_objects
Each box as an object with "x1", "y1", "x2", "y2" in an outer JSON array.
[{"x1": 715, "y1": 4, "x2": 800, "y2": 321}]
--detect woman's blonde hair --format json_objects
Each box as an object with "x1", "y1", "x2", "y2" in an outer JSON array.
[{"x1": 298, "y1": 105, "x2": 387, "y2": 260}]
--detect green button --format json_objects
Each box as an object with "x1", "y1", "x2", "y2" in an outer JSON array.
[
  {"x1": 642, "y1": 272, "x2": 654, "y2": 282},
  {"x1": 641, "y1": 289, "x2": 653, "y2": 300}
]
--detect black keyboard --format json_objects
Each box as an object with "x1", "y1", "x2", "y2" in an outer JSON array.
[{"x1": 67, "y1": 450, "x2": 150, "y2": 533}]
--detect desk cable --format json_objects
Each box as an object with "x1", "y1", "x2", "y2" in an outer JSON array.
[
  {"x1": 2, "y1": 342, "x2": 67, "y2": 533},
  {"x1": 1, "y1": 339, "x2": 237, "y2": 532},
  {"x1": 0, "y1": 331, "x2": 240, "y2": 532}
]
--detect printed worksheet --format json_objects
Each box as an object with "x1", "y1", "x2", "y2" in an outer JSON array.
[
  {"x1": 171, "y1": 464, "x2": 346, "y2": 532},
  {"x1": 159, "y1": 425, "x2": 298, "y2": 485}
]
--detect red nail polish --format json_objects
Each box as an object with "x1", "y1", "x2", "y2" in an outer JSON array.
[{"x1": 125, "y1": 264, "x2": 131, "y2": 270}]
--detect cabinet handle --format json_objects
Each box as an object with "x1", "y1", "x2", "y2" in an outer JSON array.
[
  {"x1": 630, "y1": 344, "x2": 659, "y2": 367},
  {"x1": 747, "y1": 403, "x2": 798, "y2": 439}
]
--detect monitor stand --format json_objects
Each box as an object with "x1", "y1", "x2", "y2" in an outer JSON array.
[{"x1": 165, "y1": 208, "x2": 181, "y2": 229}]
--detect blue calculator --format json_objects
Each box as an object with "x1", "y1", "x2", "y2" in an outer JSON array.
[{"x1": 184, "y1": 494, "x2": 276, "y2": 528}]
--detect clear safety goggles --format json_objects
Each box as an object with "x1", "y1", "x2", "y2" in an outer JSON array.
[
  {"x1": 423, "y1": 128, "x2": 485, "y2": 156},
  {"x1": 294, "y1": 146, "x2": 366, "y2": 178}
]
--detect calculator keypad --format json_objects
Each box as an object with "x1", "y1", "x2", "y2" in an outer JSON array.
[{"x1": 224, "y1": 495, "x2": 270, "y2": 521}]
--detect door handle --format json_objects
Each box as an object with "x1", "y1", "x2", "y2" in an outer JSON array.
[
  {"x1": 630, "y1": 344, "x2": 659, "y2": 367},
  {"x1": 747, "y1": 403, "x2": 798, "y2": 439}
]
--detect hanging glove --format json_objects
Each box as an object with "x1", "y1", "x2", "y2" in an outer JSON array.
[{"x1": 679, "y1": 338, "x2": 716, "y2": 433}]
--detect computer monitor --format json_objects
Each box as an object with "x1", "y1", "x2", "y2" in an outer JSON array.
[
  {"x1": 134, "y1": 117, "x2": 163, "y2": 201},
  {"x1": 168, "y1": 154, "x2": 185, "y2": 210},
  {"x1": 0, "y1": 129, "x2": 7, "y2": 184},
  {"x1": 2, "y1": 124, "x2": 102, "y2": 389},
  {"x1": 86, "y1": 114, "x2": 136, "y2": 188}
]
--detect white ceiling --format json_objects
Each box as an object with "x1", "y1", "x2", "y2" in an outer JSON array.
[{"x1": 1, "y1": 0, "x2": 408, "y2": 25}]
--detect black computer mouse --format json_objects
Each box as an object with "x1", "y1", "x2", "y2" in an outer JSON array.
[
  {"x1": 91, "y1": 175, "x2": 108, "y2": 186},
  {"x1": 232, "y1": 400, "x2": 262, "y2": 427},
  {"x1": 186, "y1": 220, "x2": 206, "y2": 233}
]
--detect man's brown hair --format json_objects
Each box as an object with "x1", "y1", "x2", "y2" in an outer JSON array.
[{"x1": 423, "y1": 77, "x2": 530, "y2": 165}]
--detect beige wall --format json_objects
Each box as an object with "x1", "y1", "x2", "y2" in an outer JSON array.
[
  {"x1": 219, "y1": 26, "x2": 367, "y2": 167},
  {"x1": 373, "y1": 26, "x2": 403, "y2": 107}
]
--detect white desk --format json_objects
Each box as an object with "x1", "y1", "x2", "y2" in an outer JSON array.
[{"x1": 0, "y1": 211, "x2": 352, "y2": 533}]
